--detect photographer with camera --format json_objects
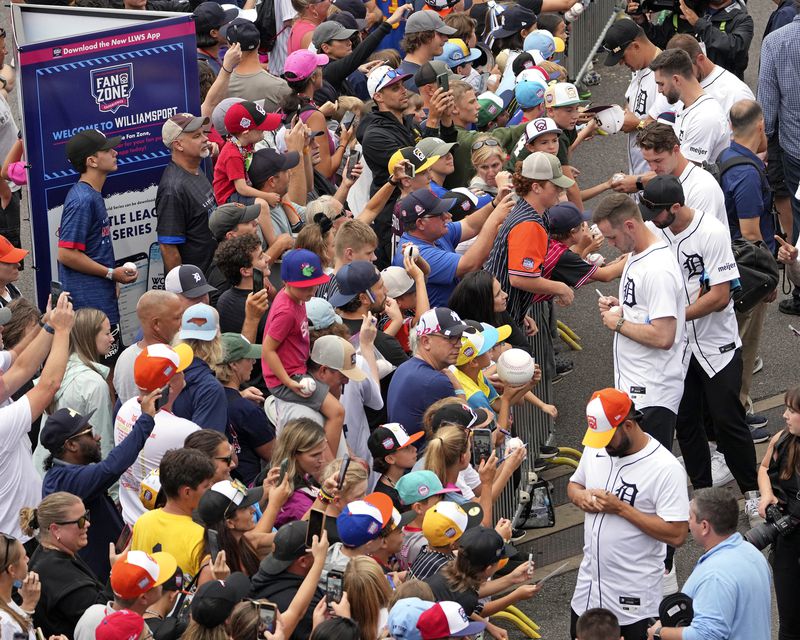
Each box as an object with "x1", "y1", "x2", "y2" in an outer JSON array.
[
  {"x1": 647, "y1": 487, "x2": 771, "y2": 640},
  {"x1": 626, "y1": 0, "x2": 753, "y2": 80},
  {"x1": 754, "y1": 385, "x2": 800, "y2": 640}
]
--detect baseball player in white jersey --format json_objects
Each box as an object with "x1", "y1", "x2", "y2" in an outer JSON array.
[
  {"x1": 569, "y1": 388, "x2": 689, "y2": 640},
  {"x1": 592, "y1": 193, "x2": 685, "y2": 450}
]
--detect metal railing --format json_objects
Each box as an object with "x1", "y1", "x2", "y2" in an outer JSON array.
[{"x1": 566, "y1": 0, "x2": 627, "y2": 86}]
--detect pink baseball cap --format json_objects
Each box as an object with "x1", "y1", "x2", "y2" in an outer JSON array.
[{"x1": 284, "y1": 50, "x2": 329, "y2": 82}]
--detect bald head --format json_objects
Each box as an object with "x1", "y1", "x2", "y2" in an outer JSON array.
[
  {"x1": 137, "y1": 290, "x2": 183, "y2": 345},
  {"x1": 729, "y1": 99, "x2": 763, "y2": 138}
]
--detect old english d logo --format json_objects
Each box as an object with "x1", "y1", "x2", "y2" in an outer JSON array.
[{"x1": 91, "y1": 64, "x2": 134, "y2": 113}]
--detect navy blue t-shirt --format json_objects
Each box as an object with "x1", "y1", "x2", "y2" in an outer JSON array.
[
  {"x1": 58, "y1": 181, "x2": 119, "y2": 322},
  {"x1": 224, "y1": 387, "x2": 275, "y2": 486},
  {"x1": 387, "y1": 357, "x2": 455, "y2": 447}
]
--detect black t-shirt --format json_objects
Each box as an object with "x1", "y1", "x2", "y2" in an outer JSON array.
[
  {"x1": 225, "y1": 387, "x2": 275, "y2": 486},
  {"x1": 374, "y1": 479, "x2": 405, "y2": 513},
  {"x1": 217, "y1": 286, "x2": 267, "y2": 337},
  {"x1": 424, "y1": 573, "x2": 482, "y2": 615},
  {"x1": 155, "y1": 161, "x2": 217, "y2": 273}
]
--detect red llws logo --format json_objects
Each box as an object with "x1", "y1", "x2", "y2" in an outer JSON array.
[{"x1": 588, "y1": 415, "x2": 598, "y2": 431}]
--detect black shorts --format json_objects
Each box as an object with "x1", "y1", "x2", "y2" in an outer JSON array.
[
  {"x1": 767, "y1": 134, "x2": 790, "y2": 197},
  {"x1": 228, "y1": 192, "x2": 256, "y2": 206},
  {"x1": 101, "y1": 323, "x2": 123, "y2": 366}
]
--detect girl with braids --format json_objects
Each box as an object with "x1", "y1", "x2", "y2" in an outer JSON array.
[
  {"x1": 21, "y1": 492, "x2": 109, "y2": 638},
  {"x1": 0, "y1": 533, "x2": 40, "y2": 639}
]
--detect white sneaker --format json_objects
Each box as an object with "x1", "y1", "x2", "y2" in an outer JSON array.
[
  {"x1": 663, "y1": 565, "x2": 679, "y2": 596},
  {"x1": 710, "y1": 449, "x2": 734, "y2": 487},
  {"x1": 744, "y1": 492, "x2": 764, "y2": 529}
]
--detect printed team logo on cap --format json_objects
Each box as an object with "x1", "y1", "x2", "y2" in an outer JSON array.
[
  {"x1": 534, "y1": 119, "x2": 548, "y2": 132},
  {"x1": 240, "y1": 117, "x2": 252, "y2": 129},
  {"x1": 382, "y1": 438, "x2": 395, "y2": 450},
  {"x1": 566, "y1": 86, "x2": 578, "y2": 99},
  {"x1": 418, "y1": 484, "x2": 430, "y2": 496},
  {"x1": 545, "y1": 92, "x2": 554, "y2": 104},
  {"x1": 301, "y1": 263, "x2": 315, "y2": 276},
  {"x1": 91, "y1": 63, "x2": 134, "y2": 113},
  {"x1": 445, "y1": 527, "x2": 456, "y2": 538},
  {"x1": 587, "y1": 415, "x2": 598, "y2": 430},
  {"x1": 415, "y1": 204, "x2": 425, "y2": 214}
]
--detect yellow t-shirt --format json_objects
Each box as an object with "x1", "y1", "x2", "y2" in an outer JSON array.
[{"x1": 131, "y1": 509, "x2": 205, "y2": 579}]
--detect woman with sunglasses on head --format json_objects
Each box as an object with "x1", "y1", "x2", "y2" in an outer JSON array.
[
  {"x1": 469, "y1": 136, "x2": 508, "y2": 198},
  {"x1": 0, "y1": 533, "x2": 40, "y2": 640},
  {"x1": 20, "y1": 492, "x2": 110, "y2": 638}
]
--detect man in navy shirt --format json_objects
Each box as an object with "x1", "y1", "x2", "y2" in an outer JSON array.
[
  {"x1": 387, "y1": 307, "x2": 471, "y2": 447},
  {"x1": 58, "y1": 130, "x2": 138, "y2": 364},
  {"x1": 718, "y1": 99, "x2": 774, "y2": 439}
]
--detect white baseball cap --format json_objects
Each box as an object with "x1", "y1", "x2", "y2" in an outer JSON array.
[
  {"x1": 524, "y1": 117, "x2": 562, "y2": 143},
  {"x1": 367, "y1": 65, "x2": 412, "y2": 98},
  {"x1": 544, "y1": 82, "x2": 588, "y2": 108},
  {"x1": 585, "y1": 104, "x2": 625, "y2": 135},
  {"x1": 381, "y1": 266, "x2": 416, "y2": 299},
  {"x1": 310, "y1": 335, "x2": 367, "y2": 381}
]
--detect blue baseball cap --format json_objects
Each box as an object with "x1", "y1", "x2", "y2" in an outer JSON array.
[
  {"x1": 306, "y1": 297, "x2": 343, "y2": 329},
  {"x1": 327, "y1": 260, "x2": 381, "y2": 308},
  {"x1": 491, "y1": 6, "x2": 537, "y2": 39},
  {"x1": 178, "y1": 303, "x2": 219, "y2": 341},
  {"x1": 514, "y1": 78, "x2": 548, "y2": 109},
  {"x1": 436, "y1": 39, "x2": 482, "y2": 69},
  {"x1": 547, "y1": 202, "x2": 591, "y2": 235},
  {"x1": 388, "y1": 598, "x2": 436, "y2": 640},
  {"x1": 397, "y1": 189, "x2": 457, "y2": 230},
  {"x1": 523, "y1": 30, "x2": 564, "y2": 60},
  {"x1": 280, "y1": 249, "x2": 330, "y2": 288},
  {"x1": 337, "y1": 493, "x2": 393, "y2": 547}
]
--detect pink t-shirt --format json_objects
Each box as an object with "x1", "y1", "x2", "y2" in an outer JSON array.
[
  {"x1": 287, "y1": 19, "x2": 316, "y2": 55},
  {"x1": 262, "y1": 288, "x2": 310, "y2": 388}
]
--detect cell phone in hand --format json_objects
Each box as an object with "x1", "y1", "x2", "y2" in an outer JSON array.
[
  {"x1": 50, "y1": 280, "x2": 64, "y2": 308},
  {"x1": 258, "y1": 601, "x2": 277, "y2": 634},
  {"x1": 253, "y1": 268, "x2": 264, "y2": 293},
  {"x1": 401, "y1": 159, "x2": 415, "y2": 179},
  {"x1": 115, "y1": 524, "x2": 132, "y2": 553},
  {"x1": 155, "y1": 385, "x2": 170, "y2": 412},
  {"x1": 337, "y1": 455, "x2": 351, "y2": 490},
  {"x1": 471, "y1": 428, "x2": 493, "y2": 467},
  {"x1": 306, "y1": 508, "x2": 326, "y2": 548},
  {"x1": 278, "y1": 458, "x2": 289, "y2": 484},
  {"x1": 326, "y1": 570, "x2": 344, "y2": 605},
  {"x1": 436, "y1": 72, "x2": 449, "y2": 92},
  {"x1": 346, "y1": 150, "x2": 361, "y2": 180},
  {"x1": 341, "y1": 110, "x2": 356, "y2": 131}
]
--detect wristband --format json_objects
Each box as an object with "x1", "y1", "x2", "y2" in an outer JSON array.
[
  {"x1": 42, "y1": 323, "x2": 55, "y2": 335},
  {"x1": 318, "y1": 488, "x2": 335, "y2": 504},
  {"x1": 105, "y1": 267, "x2": 114, "y2": 280},
  {"x1": 614, "y1": 317, "x2": 625, "y2": 333},
  {"x1": 454, "y1": 389, "x2": 466, "y2": 396},
  {"x1": 222, "y1": 65, "x2": 233, "y2": 74},
  {"x1": 635, "y1": 177, "x2": 644, "y2": 191}
]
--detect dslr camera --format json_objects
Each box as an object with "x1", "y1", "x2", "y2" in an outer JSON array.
[
  {"x1": 631, "y1": 0, "x2": 708, "y2": 18},
  {"x1": 745, "y1": 503, "x2": 800, "y2": 551}
]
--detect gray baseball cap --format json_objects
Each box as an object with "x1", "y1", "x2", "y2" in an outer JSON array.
[
  {"x1": 404, "y1": 11, "x2": 457, "y2": 35},
  {"x1": 312, "y1": 21, "x2": 357, "y2": 49},
  {"x1": 417, "y1": 136, "x2": 457, "y2": 159},
  {"x1": 209, "y1": 202, "x2": 261, "y2": 241}
]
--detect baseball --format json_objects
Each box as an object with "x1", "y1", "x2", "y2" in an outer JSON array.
[
  {"x1": 404, "y1": 244, "x2": 419, "y2": 261},
  {"x1": 496, "y1": 349, "x2": 536, "y2": 385},
  {"x1": 609, "y1": 305, "x2": 622, "y2": 315},
  {"x1": 297, "y1": 376, "x2": 317, "y2": 396},
  {"x1": 123, "y1": 261, "x2": 138, "y2": 276},
  {"x1": 505, "y1": 437, "x2": 525, "y2": 453},
  {"x1": 611, "y1": 173, "x2": 625, "y2": 185}
]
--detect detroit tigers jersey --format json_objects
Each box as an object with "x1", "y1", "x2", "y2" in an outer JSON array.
[
  {"x1": 614, "y1": 241, "x2": 686, "y2": 412},
  {"x1": 674, "y1": 94, "x2": 729, "y2": 164},
  {"x1": 700, "y1": 65, "x2": 755, "y2": 120},
  {"x1": 570, "y1": 436, "x2": 690, "y2": 625},
  {"x1": 678, "y1": 162, "x2": 728, "y2": 230},
  {"x1": 626, "y1": 68, "x2": 673, "y2": 175},
  {"x1": 650, "y1": 211, "x2": 741, "y2": 377}
]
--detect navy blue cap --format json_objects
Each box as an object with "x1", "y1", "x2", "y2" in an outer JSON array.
[
  {"x1": 491, "y1": 6, "x2": 537, "y2": 40},
  {"x1": 221, "y1": 18, "x2": 261, "y2": 51},
  {"x1": 330, "y1": 10, "x2": 365, "y2": 31},
  {"x1": 41, "y1": 408, "x2": 97, "y2": 452},
  {"x1": 547, "y1": 202, "x2": 591, "y2": 235},
  {"x1": 328, "y1": 260, "x2": 381, "y2": 308},
  {"x1": 193, "y1": 2, "x2": 238, "y2": 34},
  {"x1": 397, "y1": 188, "x2": 457, "y2": 230},
  {"x1": 280, "y1": 249, "x2": 330, "y2": 288}
]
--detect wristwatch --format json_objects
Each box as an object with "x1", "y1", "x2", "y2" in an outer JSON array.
[
  {"x1": 653, "y1": 626, "x2": 663, "y2": 640},
  {"x1": 105, "y1": 267, "x2": 114, "y2": 280},
  {"x1": 635, "y1": 176, "x2": 644, "y2": 191},
  {"x1": 614, "y1": 317, "x2": 625, "y2": 333},
  {"x1": 637, "y1": 119, "x2": 646, "y2": 130}
]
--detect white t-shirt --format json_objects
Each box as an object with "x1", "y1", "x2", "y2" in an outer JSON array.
[
  {"x1": 113, "y1": 342, "x2": 144, "y2": 405},
  {"x1": 614, "y1": 241, "x2": 686, "y2": 412},
  {"x1": 115, "y1": 398, "x2": 200, "y2": 525},
  {"x1": 267, "y1": 0, "x2": 296, "y2": 77},
  {"x1": 700, "y1": 65, "x2": 755, "y2": 121},
  {"x1": 626, "y1": 68, "x2": 673, "y2": 175},
  {"x1": 0, "y1": 599, "x2": 34, "y2": 640},
  {"x1": 0, "y1": 397, "x2": 40, "y2": 540},
  {"x1": 570, "y1": 436, "x2": 689, "y2": 624},
  {"x1": 73, "y1": 602, "x2": 114, "y2": 640},
  {"x1": 674, "y1": 94, "x2": 729, "y2": 164},
  {"x1": 650, "y1": 211, "x2": 741, "y2": 377},
  {"x1": 678, "y1": 162, "x2": 728, "y2": 229}
]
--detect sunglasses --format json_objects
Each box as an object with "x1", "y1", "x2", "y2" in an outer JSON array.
[
  {"x1": 471, "y1": 139, "x2": 501, "y2": 152},
  {"x1": 1, "y1": 534, "x2": 13, "y2": 572},
  {"x1": 56, "y1": 510, "x2": 91, "y2": 529},
  {"x1": 640, "y1": 196, "x2": 672, "y2": 212},
  {"x1": 332, "y1": 209, "x2": 354, "y2": 222},
  {"x1": 215, "y1": 455, "x2": 234, "y2": 465},
  {"x1": 68, "y1": 426, "x2": 94, "y2": 441}
]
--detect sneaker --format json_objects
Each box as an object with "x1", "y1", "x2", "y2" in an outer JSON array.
[
  {"x1": 779, "y1": 298, "x2": 800, "y2": 316},
  {"x1": 710, "y1": 449, "x2": 734, "y2": 487},
  {"x1": 510, "y1": 528, "x2": 528, "y2": 543},
  {"x1": 533, "y1": 457, "x2": 547, "y2": 471},
  {"x1": 749, "y1": 424, "x2": 770, "y2": 444},
  {"x1": 744, "y1": 493, "x2": 764, "y2": 528},
  {"x1": 662, "y1": 565, "x2": 679, "y2": 596},
  {"x1": 746, "y1": 413, "x2": 768, "y2": 429},
  {"x1": 539, "y1": 444, "x2": 559, "y2": 459},
  {"x1": 752, "y1": 356, "x2": 763, "y2": 375}
]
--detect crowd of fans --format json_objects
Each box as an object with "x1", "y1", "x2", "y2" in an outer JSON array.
[{"x1": 0, "y1": 0, "x2": 799, "y2": 637}]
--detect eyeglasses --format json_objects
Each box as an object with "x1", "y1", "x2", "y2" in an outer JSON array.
[
  {"x1": 55, "y1": 511, "x2": 91, "y2": 529},
  {"x1": 429, "y1": 333, "x2": 461, "y2": 344},
  {"x1": 471, "y1": 139, "x2": 501, "y2": 152},
  {"x1": 1, "y1": 534, "x2": 13, "y2": 572},
  {"x1": 215, "y1": 455, "x2": 234, "y2": 465},
  {"x1": 67, "y1": 427, "x2": 94, "y2": 441}
]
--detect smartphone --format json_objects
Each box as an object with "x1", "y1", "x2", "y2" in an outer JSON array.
[
  {"x1": 50, "y1": 280, "x2": 63, "y2": 308},
  {"x1": 115, "y1": 524, "x2": 132, "y2": 553},
  {"x1": 155, "y1": 385, "x2": 170, "y2": 411},
  {"x1": 471, "y1": 428, "x2": 493, "y2": 467},
  {"x1": 401, "y1": 159, "x2": 416, "y2": 179},
  {"x1": 116, "y1": 252, "x2": 149, "y2": 347},
  {"x1": 337, "y1": 455, "x2": 351, "y2": 490},
  {"x1": 147, "y1": 241, "x2": 165, "y2": 292},
  {"x1": 253, "y1": 268, "x2": 264, "y2": 293},
  {"x1": 326, "y1": 570, "x2": 344, "y2": 605},
  {"x1": 306, "y1": 509, "x2": 326, "y2": 548},
  {"x1": 346, "y1": 150, "x2": 361, "y2": 180},
  {"x1": 256, "y1": 601, "x2": 277, "y2": 634},
  {"x1": 278, "y1": 458, "x2": 289, "y2": 484},
  {"x1": 341, "y1": 110, "x2": 356, "y2": 131},
  {"x1": 436, "y1": 72, "x2": 449, "y2": 92}
]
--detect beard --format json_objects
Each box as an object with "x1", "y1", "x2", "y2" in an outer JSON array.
[
  {"x1": 605, "y1": 430, "x2": 632, "y2": 457},
  {"x1": 80, "y1": 439, "x2": 102, "y2": 464}
]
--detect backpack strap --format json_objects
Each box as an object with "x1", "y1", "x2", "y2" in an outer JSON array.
[{"x1": 718, "y1": 155, "x2": 765, "y2": 180}]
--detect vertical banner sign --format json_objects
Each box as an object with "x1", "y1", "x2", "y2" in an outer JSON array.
[{"x1": 18, "y1": 16, "x2": 200, "y2": 346}]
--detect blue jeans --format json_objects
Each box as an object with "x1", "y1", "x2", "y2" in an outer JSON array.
[{"x1": 782, "y1": 150, "x2": 800, "y2": 299}]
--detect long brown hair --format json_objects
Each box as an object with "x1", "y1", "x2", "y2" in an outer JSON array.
[
  {"x1": 343, "y1": 557, "x2": 391, "y2": 640},
  {"x1": 781, "y1": 386, "x2": 800, "y2": 480},
  {"x1": 423, "y1": 425, "x2": 469, "y2": 485},
  {"x1": 440, "y1": 552, "x2": 485, "y2": 593}
]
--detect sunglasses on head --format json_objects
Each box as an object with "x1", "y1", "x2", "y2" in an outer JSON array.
[
  {"x1": 56, "y1": 510, "x2": 91, "y2": 529},
  {"x1": 1, "y1": 534, "x2": 14, "y2": 572},
  {"x1": 471, "y1": 139, "x2": 501, "y2": 152}
]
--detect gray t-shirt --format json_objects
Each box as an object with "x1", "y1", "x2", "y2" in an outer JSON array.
[
  {"x1": 113, "y1": 342, "x2": 144, "y2": 404},
  {"x1": 227, "y1": 69, "x2": 291, "y2": 113}
]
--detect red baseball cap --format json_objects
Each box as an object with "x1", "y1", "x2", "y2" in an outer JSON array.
[
  {"x1": 224, "y1": 101, "x2": 282, "y2": 135},
  {"x1": 95, "y1": 610, "x2": 145, "y2": 640},
  {"x1": 0, "y1": 235, "x2": 27, "y2": 264}
]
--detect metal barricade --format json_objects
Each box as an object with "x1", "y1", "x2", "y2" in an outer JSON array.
[{"x1": 566, "y1": 0, "x2": 627, "y2": 86}]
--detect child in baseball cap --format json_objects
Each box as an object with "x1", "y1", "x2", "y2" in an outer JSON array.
[
  {"x1": 395, "y1": 471, "x2": 451, "y2": 570},
  {"x1": 372, "y1": 506, "x2": 417, "y2": 571},
  {"x1": 544, "y1": 83, "x2": 595, "y2": 166},
  {"x1": 369, "y1": 423, "x2": 425, "y2": 512},
  {"x1": 416, "y1": 601, "x2": 486, "y2": 639},
  {"x1": 409, "y1": 501, "x2": 483, "y2": 580}
]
